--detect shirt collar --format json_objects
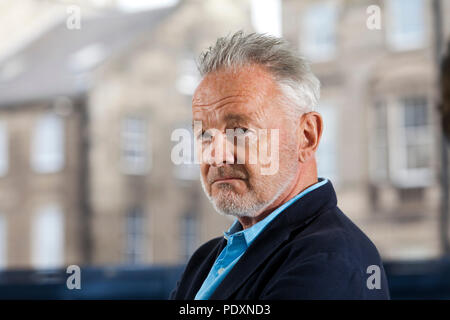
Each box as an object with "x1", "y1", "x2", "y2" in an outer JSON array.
[{"x1": 223, "y1": 178, "x2": 329, "y2": 246}]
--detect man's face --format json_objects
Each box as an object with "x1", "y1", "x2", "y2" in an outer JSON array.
[{"x1": 192, "y1": 65, "x2": 300, "y2": 218}]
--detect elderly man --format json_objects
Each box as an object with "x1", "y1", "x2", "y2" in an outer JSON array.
[{"x1": 170, "y1": 31, "x2": 390, "y2": 300}]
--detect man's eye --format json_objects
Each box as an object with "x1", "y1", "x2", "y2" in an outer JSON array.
[
  {"x1": 198, "y1": 131, "x2": 212, "y2": 140},
  {"x1": 238, "y1": 128, "x2": 257, "y2": 137},
  {"x1": 234, "y1": 127, "x2": 249, "y2": 134}
]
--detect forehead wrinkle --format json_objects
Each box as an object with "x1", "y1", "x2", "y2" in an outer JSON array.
[
  {"x1": 192, "y1": 94, "x2": 247, "y2": 108},
  {"x1": 194, "y1": 100, "x2": 247, "y2": 114},
  {"x1": 192, "y1": 65, "x2": 280, "y2": 128}
]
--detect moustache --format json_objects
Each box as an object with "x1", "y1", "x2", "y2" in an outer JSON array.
[{"x1": 207, "y1": 166, "x2": 248, "y2": 184}]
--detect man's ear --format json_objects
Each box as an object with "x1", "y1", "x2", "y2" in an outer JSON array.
[{"x1": 297, "y1": 112, "x2": 323, "y2": 163}]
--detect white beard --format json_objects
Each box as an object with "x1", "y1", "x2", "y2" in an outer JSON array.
[{"x1": 200, "y1": 151, "x2": 298, "y2": 218}]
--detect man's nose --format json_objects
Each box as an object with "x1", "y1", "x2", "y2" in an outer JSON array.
[{"x1": 203, "y1": 133, "x2": 235, "y2": 166}]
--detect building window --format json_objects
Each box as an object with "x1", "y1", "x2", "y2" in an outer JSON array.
[
  {"x1": 0, "y1": 215, "x2": 6, "y2": 269},
  {"x1": 125, "y1": 207, "x2": 145, "y2": 264},
  {"x1": 0, "y1": 121, "x2": 8, "y2": 176},
  {"x1": 369, "y1": 100, "x2": 389, "y2": 182},
  {"x1": 301, "y1": 1, "x2": 337, "y2": 62},
  {"x1": 250, "y1": 0, "x2": 282, "y2": 37},
  {"x1": 180, "y1": 213, "x2": 198, "y2": 262},
  {"x1": 31, "y1": 205, "x2": 64, "y2": 269},
  {"x1": 389, "y1": 96, "x2": 433, "y2": 187},
  {"x1": 386, "y1": 0, "x2": 425, "y2": 51},
  {"x1": 317, "y1": 104, "x2": 338, "y2": 183},
  {"x1": 31, "y1": 113, "x2": 65, "y2": 173},
  {"x1": 121, "y1": 116, "x2": 149, "y2": 175}
]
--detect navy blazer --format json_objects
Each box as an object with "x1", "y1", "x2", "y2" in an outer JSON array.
[{"x1": 170, "y1": 180, "x2": 390, "y2": 299}]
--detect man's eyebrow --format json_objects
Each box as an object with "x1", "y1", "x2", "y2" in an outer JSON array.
[{"x1": 223, "y1": 113, "x2": 251, "y2": 123}]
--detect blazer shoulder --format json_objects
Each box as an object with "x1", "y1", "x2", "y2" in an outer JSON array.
[
  {"x1": 287, "y1": 206, "x2": 383, "y2": 266},
  {"x1": 261, "y1": 207, "x2": 390, "y2": 299},
  {"x1": 189, "y1": 236, "x2": 224, "y2": 262}
]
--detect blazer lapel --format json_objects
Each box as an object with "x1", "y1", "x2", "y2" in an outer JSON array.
[
  {"x1": 184, "y1": 237, "x2": 227, "y2": 299},
  {"x1": 209, "y1": 213, "x2": 291, "y2": 299}
]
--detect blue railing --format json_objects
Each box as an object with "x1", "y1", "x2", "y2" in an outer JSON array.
[
  {"x1": 1, "y1": 258, "x2": 450, "y2": 299},
  {"x1": 0, "y1": 264, "x2": 184, "y2": 299}
]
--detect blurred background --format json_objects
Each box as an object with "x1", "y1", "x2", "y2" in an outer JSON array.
[{"x1": 0, "y1": 0, "x2": 449, "y2": 299}]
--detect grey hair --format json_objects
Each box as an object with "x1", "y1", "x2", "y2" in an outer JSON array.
[{"x1": 197, "y1": 31, "x2": 320, "y2": 116}]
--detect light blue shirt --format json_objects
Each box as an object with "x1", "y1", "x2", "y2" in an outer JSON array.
[{"x1": 194, "y1": 178, "x2": 329, "y2": 300}]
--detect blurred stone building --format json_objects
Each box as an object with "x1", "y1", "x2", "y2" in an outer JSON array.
[
  {"x1": 88, "y1": 0, "x2": 251, "y2": 265},
  {"x1": 0, "y1": 0, "x2": 252, "y2": 269},
  {"x1": 283, "y1": 0, "x2": 450, "y2": 259},
  {"x1": 0, "y1": 2, "x2": 186, "y2": 269},
  {"x1": 0, "y1": 0, "x2": 449, "y2": 270}
]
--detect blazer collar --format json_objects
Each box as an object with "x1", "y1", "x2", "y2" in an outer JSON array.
[
  {"x1": 184, "y1": 237, "x2": 227, "y2": 299},
  {"x1": 208, "y1": 179, "x2": 338, "y2": 299}
]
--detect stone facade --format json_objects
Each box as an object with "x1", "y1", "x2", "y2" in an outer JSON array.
[
  {"x1": 1, "y1": 0, "x2": 449, "y2": 269},
  {"x1": 283, "y1": 0, "x2": 450, "y2": 259},
  {"x1": 0, "y1": 99, "x2": 88, "y2": 268}
]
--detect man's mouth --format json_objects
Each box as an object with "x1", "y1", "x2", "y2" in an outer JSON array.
[{"x1": 212, "y1": 177, "x2": 244, "y2": 184}]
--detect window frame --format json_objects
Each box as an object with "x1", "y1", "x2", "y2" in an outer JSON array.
[
  {"x1": 31, "y1": 112, "x2": 65, "y2": 174},
  {"x1": 369, "y1": 94, "x2": 434, "y2": 188},
  {"x1": 121, "y1": 115, "x2": 150, "y2": 175},
  {"x1": 125, "y1": 207, "x2": 146, "y2": 265},
  {"x1": 388, "y1": 95, "x2": 434, "y2": 187},
  {"x1": 385, "y1": 0, "x2": 426, "y2": 51},
  {"x1": 180, "y1": 213, "x2": 198, "y2": 262},
  {"x1": 300, "y1": 1, "x2": 338, "y2": 62},
  {"x1": 31, "y1": 204, "x2": 64, "y2": 269},
  {"x1": 0, "y1": 121, "x2": 9, "y2": 177},
  {"x1": 0, "y1": 214, "x2": 6, "y2": 270}
]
